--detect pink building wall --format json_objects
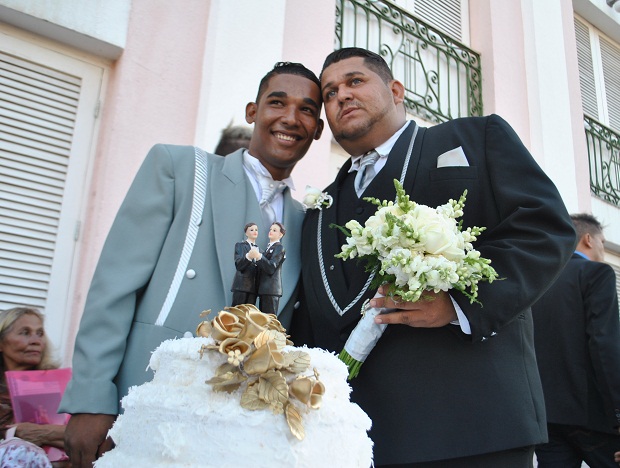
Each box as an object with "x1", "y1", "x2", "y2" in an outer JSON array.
[{"x1": 65, "y1": 1, "x2": 213, "y2": 357}]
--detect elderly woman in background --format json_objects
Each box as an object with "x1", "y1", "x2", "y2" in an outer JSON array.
[{"x1": 0, "y1": 307, "x2": 67, "y2": 467}]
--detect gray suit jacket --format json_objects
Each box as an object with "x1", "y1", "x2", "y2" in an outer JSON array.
[{"x1": 60, "y1": 145, "x2": 304, "y2": 414}]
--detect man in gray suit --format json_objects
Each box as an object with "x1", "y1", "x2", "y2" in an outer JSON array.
[{"x1": 60, "y1": 62, "x2": 324, "y2": 467}]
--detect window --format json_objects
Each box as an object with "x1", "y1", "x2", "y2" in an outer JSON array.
[
  {"x1": 0, "y1": 28, "x2": 104, "y2": 344},
  {"x1": 574, "y1": 16, "x2": 620, "y2": 131},
  {"x1": 335, "y1": 0, "x2": 480, "y2": 123}
]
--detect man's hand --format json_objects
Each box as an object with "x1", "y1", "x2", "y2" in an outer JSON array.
[
  {"x1": 370, "y1": 286, "x2": 457, "y2": 328},
  {"x1": 65, "y1": 413, "x2": 116, "y2": 467}
]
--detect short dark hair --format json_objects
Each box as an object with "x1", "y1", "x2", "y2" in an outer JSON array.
[
  {"x1": 570, "y1": 213, "x2": 603, "y2": 240},
  {"x1": 256, "y1": 62, "x2": 321, "y2": 102},
  {"x1": 320, "y1": 47, "x2": 394, "y2": 83},
  {"x1": 214, "y1": 123, "x2": 252, "y2": 155},
  {"x1": 244, "y1": 222, "x2": 257, "y2": 234},
  {"x1": 271, "y1": 222, "x2": 286, "y2": 237}
]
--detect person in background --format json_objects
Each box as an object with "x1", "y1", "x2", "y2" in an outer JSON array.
[
  {"x1": 533, "y1": 213, "x2": 620, "y2": 468},
  {"x1": 252, "y1": 222, "x2": 286, "y2": 315},
  {"x1": 231, "y1": 222, "x2": 260, "y2": 306},
  {"x1": 292, "y1": 47, "x2": 575, "y2": 467},
  {"x1": 214, "y1": 123, "x2": 252, "y2": 155},
  {"x1": 59, "y1": 61, "x2": 323, "y2": 467},
  {"x1": 0, "y1": 307, "x2": 68, "y2": 467}
]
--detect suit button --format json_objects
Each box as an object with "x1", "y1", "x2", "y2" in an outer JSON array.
[
  {"x1": 186, "y1": 269, "x2": 196, "y2": 279},
  {"x1": 340, "y1": 332, "x2": 349, "y2": 341},
  {"x1": 356, "y1": 207, "x2": 364, "y2": 214},
  {"x1": 294, "y1": 301, "x2": 300, "y2": 310}
]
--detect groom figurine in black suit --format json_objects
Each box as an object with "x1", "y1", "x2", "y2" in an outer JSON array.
[
  {"x1": 533, "y1": 213, "x2": 620, "y2": 467},
  {"x1": 231, "y1": 222, "x2": 260, "y2": 306},
  {"x1": 291, "y1": 47, "x2": 576, "y2": 466},
  {"x1": 254, "y1": 222, "x2": 286, "y2": 315}
]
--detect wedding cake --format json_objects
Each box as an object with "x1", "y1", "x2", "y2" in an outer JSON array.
[{"x1": 95, "y1": 306, "x2": 373, "y2": 467}]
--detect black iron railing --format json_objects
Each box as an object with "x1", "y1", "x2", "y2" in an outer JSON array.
[
  {"x1": 584, "y1": 115, "x2": 620, "y2": 207},
  {"x1": 335, "y1": 0, "x2": 482, "y2": 123}
]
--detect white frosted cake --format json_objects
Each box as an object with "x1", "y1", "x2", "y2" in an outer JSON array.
[{"x1": 96, "y1": 307, "x2": 373, "y2": 468}]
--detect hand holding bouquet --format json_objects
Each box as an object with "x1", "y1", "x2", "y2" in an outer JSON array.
[{"x1": 335, "y1": 180, "x2": 498, "y2": 379}]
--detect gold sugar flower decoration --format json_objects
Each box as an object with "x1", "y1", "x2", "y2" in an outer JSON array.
[{"x1": 198, "y1": 305, "x2": 323, "y2": 440}]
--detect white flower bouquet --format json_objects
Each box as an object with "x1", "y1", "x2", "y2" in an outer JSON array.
[{"x1": 335, "y1": 179, "x2": 498, "y2": 379}]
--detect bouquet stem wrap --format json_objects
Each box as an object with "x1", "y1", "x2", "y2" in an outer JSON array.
[{"x1": 339, "y1": 295, "x2": 388, "y2": 379}]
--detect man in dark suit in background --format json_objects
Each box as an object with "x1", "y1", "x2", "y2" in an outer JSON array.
[
  {"x1": 231, "y1": 222, "x2": 260, "y2": 306},
  {"x1": 533, "y1": 213, "x2": 620, "y2": 467},
  {"x1": 252, "y1": 222, "x2": 286, "y2": 315},
  {"x1": 291, "y1": 47, "x2": 576, "y2": 467}
]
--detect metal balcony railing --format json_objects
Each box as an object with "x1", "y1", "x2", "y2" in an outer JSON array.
[
  {"x1": 584, "y1": 115, "x2": 620, "y2": 207},
  {"x1": 335, "y1": 0, "x2": 483, "y2": 123}
]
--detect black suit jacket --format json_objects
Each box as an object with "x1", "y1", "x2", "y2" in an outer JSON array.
[
  {"x1": 291, "y1": 115, "x2": 576, "y2": 464},
  {"x1": 257, "y1": 242, "x2": 285, "y2": 296},
  {"x1": 533, "y1": 253, "x2": 620, "y2": 434},
  {"x1": 231, "y1": 241, "x2": 257, "y2": 293}
]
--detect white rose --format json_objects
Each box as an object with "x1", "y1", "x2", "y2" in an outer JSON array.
[
  {"x1": 302, "y1": 186, "x2": 322, "y2": 208},
  {"x1": 417, "y1": 214, "x2": 465, "y2": 261}
]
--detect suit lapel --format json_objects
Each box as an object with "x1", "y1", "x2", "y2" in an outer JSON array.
[
  {"x1": 212, "y1": 150, "x2": 262, "y2": 290},
  {"x1": 280, "y1": 189, "x2": 303, "y2": 309},
  {"x1": 318, "y1": 122, "x2": 426, "y2": 327}
]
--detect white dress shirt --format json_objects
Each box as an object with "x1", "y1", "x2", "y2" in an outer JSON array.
[{"x1": 243, "y1": 151, "x2": 294, "y2": 223}]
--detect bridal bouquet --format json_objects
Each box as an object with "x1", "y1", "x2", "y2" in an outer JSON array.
[{"x1": 335, "y1": 180, "x2": 498, "y2": 379}]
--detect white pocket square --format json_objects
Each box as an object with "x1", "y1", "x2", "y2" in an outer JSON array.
[{"x1": 437, "y1": 146, "x2": 469, "y2": 167}]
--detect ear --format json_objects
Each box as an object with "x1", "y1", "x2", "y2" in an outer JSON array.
[
  {"x1": 245, "y1": 102, "x2": 257, "y2": 124},
  {"x1": 314, "y1": 118, "x2": 325, "y2": 140},
  {"x1": 390, "y1": 80, "x2": 405, "y2": 106},
  {"x1": 582, "y1": 233, "x2": 594, "y2": 248}
]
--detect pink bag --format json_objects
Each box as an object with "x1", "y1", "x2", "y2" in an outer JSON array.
[{"x1": 5, "y1": 369, "x2": 72, "y2": 462}]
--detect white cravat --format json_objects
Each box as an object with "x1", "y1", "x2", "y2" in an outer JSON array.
[
  {"x1": 354, "y1": 150, "x2": 380, "y2": 196},
  {"x1": 243, "y1": 152, "x2": 291, "y2": 225},
  {"x1": 259, "y1": 179, "x2": 286, "y2": 225}
]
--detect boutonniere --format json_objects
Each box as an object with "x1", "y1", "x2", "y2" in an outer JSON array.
[{"x1": 302, "y1": 185, "x2": 333, "y2": 211}]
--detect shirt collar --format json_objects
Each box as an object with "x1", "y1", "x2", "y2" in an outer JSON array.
[
  {"x1": 244, "y1": 151, "x2": 295, "y2": 191},
  {"x1": 349, "y1": 121, "x2": 411, "y2": 172},
  {"x1": 574, "y1": 250, "x2": 589, "y2": 260}
]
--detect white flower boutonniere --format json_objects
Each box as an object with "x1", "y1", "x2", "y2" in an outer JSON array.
[{"x1": 302, "y1": 185, "x2": 333, "y2": 211}]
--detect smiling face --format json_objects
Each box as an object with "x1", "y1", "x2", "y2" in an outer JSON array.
[
  {"x1": 320, "y1": 57, "x2": 406, "y2": 155},
  {"x1": 0, "y1": 313, "x2": 46, "y2": 371},
  {"x1": 246, "y1": 74, "x2": 323, "y2": 181}
]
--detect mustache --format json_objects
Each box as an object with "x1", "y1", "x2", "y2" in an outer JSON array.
[{"x1": 338, "y1": 101, "x2": 364, "y2": 119}]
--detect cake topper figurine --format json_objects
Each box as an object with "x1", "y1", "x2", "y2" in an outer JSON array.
[
  {"x1": 254, "y1": 222, "x2": 286, "y2": 315},
  {"x1": 231, "y1": 222, "x2": 260, "y2": 306}
]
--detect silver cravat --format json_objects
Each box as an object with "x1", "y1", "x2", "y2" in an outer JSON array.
[
  {"x1": 259, "y1": 177, "x2": 286, "y2": 225},
  {"x1": 354, "y1": 150, "x2": 380, "y2": 196}
]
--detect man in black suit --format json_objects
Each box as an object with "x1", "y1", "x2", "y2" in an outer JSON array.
[
  {"x1": 254, "y1": 222, "x2": 286, "y2": 315},
  {"x1": 291, "y1": 47, "x2": 576, "y2": 466},
  {"x1": 533, "y1": 213, "x2": 620, "y2": 467},
  {"x1": 231, "y1": 222, "x2": 260, "y2": 306}
]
